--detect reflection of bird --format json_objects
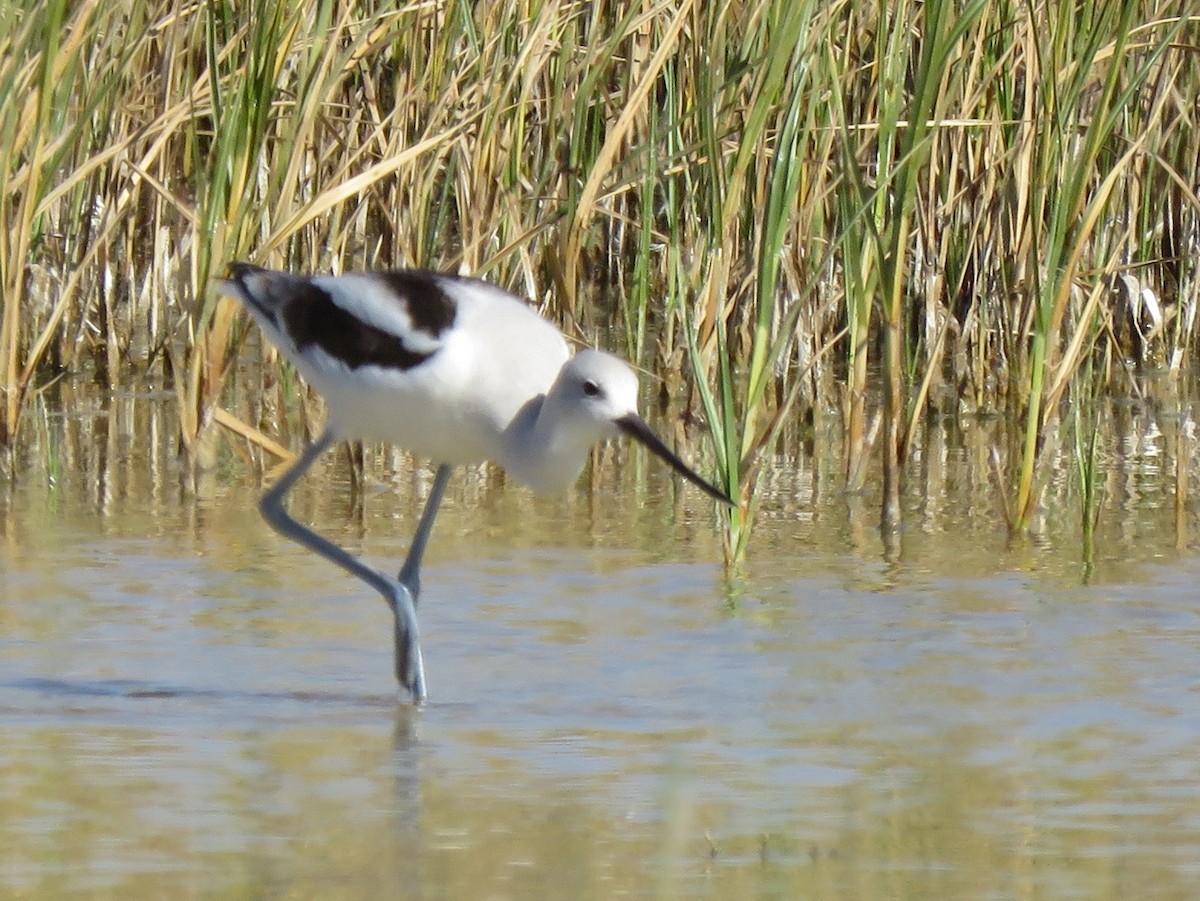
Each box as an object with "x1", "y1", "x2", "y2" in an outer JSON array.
[{"x1": 217, "y1": 263, "x2": 733, "y2": 704}]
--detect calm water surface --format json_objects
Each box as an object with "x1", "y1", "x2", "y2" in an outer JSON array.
[{"x1": 3, "y1": 387, "x2": 1200, "y2": 898}]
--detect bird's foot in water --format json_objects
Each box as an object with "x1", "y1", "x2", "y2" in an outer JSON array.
[{"x1": 385, "y1": 576, "x2": 425, "y2": 705}]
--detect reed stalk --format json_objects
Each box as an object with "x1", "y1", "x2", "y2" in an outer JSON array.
[
  {"x1": 0, "y1": 0, "x2": 1194, "y2": 566},
  {"x1": 0, "y1": 0, "x2": 113, "y2": 444},
  {"x1": 1012, "y1": 3, "x2": 1187, "y2": 530},
  {"x1": 1071, "y1": 361, "x2": 1104, "y2": 579}
]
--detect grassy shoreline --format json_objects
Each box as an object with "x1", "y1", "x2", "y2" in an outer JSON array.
[{"x1": 1, "y1": 0, "x2": 1196, "y2": 561}]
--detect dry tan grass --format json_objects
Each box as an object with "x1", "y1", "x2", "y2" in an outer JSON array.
[{"x1": 0, "y1": 0, "x2": 1196, "y2": 557}]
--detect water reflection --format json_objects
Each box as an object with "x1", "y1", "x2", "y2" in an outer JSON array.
[{"x1": 3, "y1": 382, "x2": 1200, "y2": 897}]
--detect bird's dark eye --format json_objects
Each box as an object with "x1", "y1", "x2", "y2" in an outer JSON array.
[{"x1": 582, "y1": 379, "x2": 601, "y2": 397}]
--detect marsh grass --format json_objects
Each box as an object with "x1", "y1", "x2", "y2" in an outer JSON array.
[{"x1": 1, "y1": 0, "x2": 1197, "y2": 565}]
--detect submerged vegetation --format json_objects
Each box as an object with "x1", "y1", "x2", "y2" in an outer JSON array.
[{"x1": 0, "y1": 0, "x2": 1197, "y2": 565}]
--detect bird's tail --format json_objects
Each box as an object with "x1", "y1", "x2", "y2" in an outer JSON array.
[{"x1": 215, "y1": 262, "x2": 281, "y2": 322}]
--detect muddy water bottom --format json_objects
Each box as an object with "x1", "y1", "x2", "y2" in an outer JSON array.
[{"x1": 4, "y1": 392, "x2": 1200, "y2": 896}]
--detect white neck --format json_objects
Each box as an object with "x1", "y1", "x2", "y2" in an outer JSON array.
[{"x1": 498, "y1": 393, "x2": 599, "y2": 494}]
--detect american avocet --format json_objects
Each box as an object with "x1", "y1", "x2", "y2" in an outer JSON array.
[{"x1": 218, "y1": 263, "x2": 733, "y2": 704}]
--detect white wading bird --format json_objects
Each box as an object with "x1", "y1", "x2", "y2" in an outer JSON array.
[{"x1": 218, "y1": 263, "x2": 733, "y2": 703}]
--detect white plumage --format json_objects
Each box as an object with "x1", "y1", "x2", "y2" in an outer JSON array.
[{"x1": 217, "y1": 263, "x2": 732, "y2": 703}]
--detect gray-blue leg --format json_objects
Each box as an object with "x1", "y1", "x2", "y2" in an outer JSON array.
[
  {"x1": 258, "y1": 428, "x2": 427, "y2": 703},
  {"x1": 390, "y1": 464, "x2": 451, "y2": 699},
  {"x1": 398, "y1": 464, "x2": 452, "y2": 594},
  {"x1": 388, "y1": 463, "x2": 451, "y2": 701}
]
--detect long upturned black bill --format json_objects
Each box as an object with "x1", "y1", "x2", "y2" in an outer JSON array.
[{"x1": 616, "y1": 414, "x2": 735, "y2": 506}]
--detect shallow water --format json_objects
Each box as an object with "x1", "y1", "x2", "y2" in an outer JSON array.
[{"x1": 3, "y1": 386, "x2": 1200, "y2": 898}]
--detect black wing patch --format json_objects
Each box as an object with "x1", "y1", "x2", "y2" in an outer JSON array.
[
  {"x1": 226, "y1": 264, "x2": 459, "y2": 372},
  {"x1": 282, "y1": 281, "x2": 444, "y2": 371},
  {"x1": 376, "y1": 271, "x2": 457, "y2": 337}
]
